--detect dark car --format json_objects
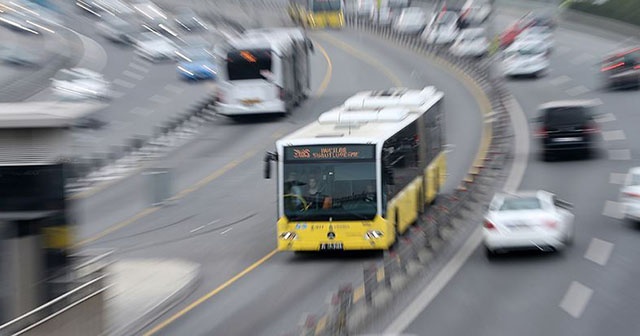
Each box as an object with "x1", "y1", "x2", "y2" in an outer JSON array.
[
  {"x1": 533, "y1": 100, "x2": 601, "y2": 161},
  {"x1": 600, "y1": 47, "x2": 640, "y2": 89}
]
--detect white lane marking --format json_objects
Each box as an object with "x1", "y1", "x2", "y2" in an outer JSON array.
[
  {"x1": 220, "y1": 227, "x2": 233, "y2": 235},
  {"x1": 149, "y1": 94, "x2": 172, "y2": 104},
  {"x1": 383, "y1": 227, "x2": 484, "y2": 334},
  {"x1": 570, "y1": 53, "x2": 596, "y2": 65},
  {"x1": 565, "y1": 85, "x2": 590, "y2": 97},
  {"x1": 609, "y1": 172, "x2": 627, "y2": 185},
  {"x1": 190, "y1": 225, "x2": 204, "y2": 233},
  {"x1": 190, "y1": 219, "x2": 220, "y2": 234},
  {"x1": 602, "y1": 200, "x2": 624, "y2": 219},
  {"x1": 550, "y1": 75, "x2": 571, "y2": 86},
  {"x1": 595, "y1": 112, "x2": 616, "y2": 123},
  {"x1": 602, "y1": 130, "x2": 626, "y2": 141},
  {"x1": 130, "y1": 107, "x2": 152, "y2": 116},
  {"x1": 69, "y1": 29, "x2": 108, "y2": 72},
  {"x1": 113, "y1": 78, "x2": 136, "y2": 89},
  {"x1": 584, "y1": 238, "x2": 614, "y2": 266},
  {"x1": 384, "y1": 96, "x2": 531, "y2": 334},
  {"x1": 164, "y1": 84, "x2": 184, "y2": 94},
  {"x1": 608, "y1": 149, "x2": 631, "y2": 160},
  {"x1": 559, "y1": 281, "x2": 593, "y2": 319},
  {"x1": 123, "y1": 70, "x2": 144, "y2": 81},
  {"x1": 129, "y1": 62, "x2": 149, "y2": 73}
]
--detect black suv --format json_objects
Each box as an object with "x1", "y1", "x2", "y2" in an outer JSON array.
[
  {"x1": 533, "y1": 101, "x2": 600, "y2": 161},
  {"x1": 600, "y1": 47, "x2": 640, "y2": 89}
]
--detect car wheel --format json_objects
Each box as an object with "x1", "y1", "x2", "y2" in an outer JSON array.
[{"x1": 485, "y1": 247, "x2": 497, "y2": 259}]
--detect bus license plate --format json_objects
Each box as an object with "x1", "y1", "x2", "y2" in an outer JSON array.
[{"x1": 320, "y1": 243, "x2": 343, "y2": 250}]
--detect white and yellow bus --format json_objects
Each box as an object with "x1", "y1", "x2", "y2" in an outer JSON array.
[
  {"x1": 288, "y1": 0, "x2": 345, "y2": 29},
  {"x1": 264, "y1": 87, "x2": 446, "y2": 251}
]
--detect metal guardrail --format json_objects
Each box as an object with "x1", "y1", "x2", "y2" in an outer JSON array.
[
  {"x1": 287, "y1": 11, "x2": 516, "y2": 336},
  {"x1": 0, "y1": 249, "x2": 113, "y2": 335}
]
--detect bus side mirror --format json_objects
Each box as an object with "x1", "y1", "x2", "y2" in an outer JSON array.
[
  {"x1": 307, "y1": 38, "x2": 314, "y2": 53},
  {"x1": 264, "y1": 151, "x2": 277, "y2": 179}
]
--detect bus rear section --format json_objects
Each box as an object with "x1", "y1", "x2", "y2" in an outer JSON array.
[
  {"x1": 307, "y1": 0, "x2": 345, "y2": 29},
  {"x1": 215, "y1": 48, "x2": 287, "y2": 117}
]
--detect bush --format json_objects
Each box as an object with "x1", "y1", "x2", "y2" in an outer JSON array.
[{"x1": 569, "y1": 0, "x2": 640, "y2": 26}]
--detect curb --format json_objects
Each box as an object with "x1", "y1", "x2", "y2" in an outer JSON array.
[{"x1": 106, "y1": 263, "x2": 202, "y2": 336}]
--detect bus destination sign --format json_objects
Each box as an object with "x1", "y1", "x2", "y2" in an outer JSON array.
[{"x1": 285, "y1": 145, "x2": 374, "y2": 161}]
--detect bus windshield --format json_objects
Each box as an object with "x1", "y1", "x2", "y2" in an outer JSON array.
[
  {"x1": 282, "y1": 145, "x2": 377, "y2": 221},
  {"x1": 226, "y1": 49, "x2": 272, "y2": 81},
  {"x1": 312, "y1": 0, "x2": 342, "y2": 12}
]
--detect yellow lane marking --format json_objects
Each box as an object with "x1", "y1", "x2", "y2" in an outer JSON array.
[
  {"x1": 75, "y1": 36, "x2": 334, "y2": 248},
  {"x1": 314, "y1": 39, "x2": 333, "y2": 96},
  {"x1": 376, "y1": 267, "x2": 385, "y2": 282},
  {"x1": 315, "y1": 31, "x2": 403, "y2": 87},
  {"x1": 143, "y1": 249, "x2": 278, "y2": 336},
  {"x1": 315, "y1": 315, "x2": 328, "y2": 334}
]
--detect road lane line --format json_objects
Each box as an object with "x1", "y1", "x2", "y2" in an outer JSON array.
[
  {"x1": 73, "y1": 207, "x2": 159, "y2": 248},
  {"x1": 549, "y1": 75, "x2": 571, "y2": 86},
  {"x1": 130, "y1": 107, "x2": 152, "y2": 116},
  {"x1": 608, "y1": 149, "x2": 631, "y2": 160},
  {"x1": 123, "y1": 70, "x2": 144, "y2": 81},
  {"x1": 602, "y1": 200, "x2": 624, "y2": 219},
  {"x1": 609, "y1": 172, "x2": 627, "y2": 185},
  {"x1": 129, "y1": 62, "x2": 149, "y2": 73},
  {"x1": 113, "y1": 78, "x2": 136, "y2": 89},
  {"x1": 164, "y1": 84, "x2": 184, "y2": 94},
  {"x1": 312, "y1": 39, "x2": 332, "y2": 96},
  {"x1": 565, "y1": 85, "x2": 589, "y2": 96},
  {"x1": 584, "y1": 238, "x2": 614, "y2": 266},
  {"x1": 220, "y1": 228, "x2": 233, "y2": 235},
  {"x1": 190, "y1": 226, "x2": 204, "y2": 233},
  {"x1": 601, "y1": 130, "x2": 626, "y2": 141},
  {"x1": 595, "y1": 112, "x2": 616, "y2": 123},
  {"x1": 149, "y1": 94, "x2": 172, "y2": 104},
  {"x1": 559, "y1": 281, "x2": 593, "y2": 319},
  {"x1": 142, "y1": 249, "x2": 278, "y2": 336},
  {"x1": 384, "y1": 227, "x2": 484, "y2": 334}
]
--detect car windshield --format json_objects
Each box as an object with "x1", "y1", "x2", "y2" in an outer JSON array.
[
  {"x1": 499, "y1": 197, "x2": 542, "y2": 211},
  {"x1": 543, "y1": 106, "x2": 588, "y2": 126}
]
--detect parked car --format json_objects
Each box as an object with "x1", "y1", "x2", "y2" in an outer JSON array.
[
  {"x1": 51, "y1": 68, "x2": 112, "y2": 101},
  {"x1": 176, "y1": 47, "x2": 217, "y2": 81},
  {"x1": 532, "y1": 100, "x2": 601, "y2": 161},
  {"x1": 422, "y1": 11, "x2": 460, "y2": 44},
  {"x1": 460, "y1": 0, "x2": 491, "y2": 26},
  {"x1": 600, "y1": 46, "x2": 640, "y2": 89},
  {"x1": 393, "y1": 7, "x2": 428, "y2": 35},
  {"x1": 500, "y1": 13, "x2": 535, "y2": 48},
  {"x1": 619, "y1": 167, "x2": 640, "y2": 222},
  {"x1": 370, "y1": 6, "x2": 393, "y2": 26},
  {"x1": 95, "y1": 14, "x2": 140, "y2": 44},
  {"x1": 502, "y1": 39, "x2": 550, "y2": 77},
  {"x1": 449, "y1": 27, "x2": 489, "y2": 57},
  {"x1": 483, "y1": 190, "x2": 575, "y2": 257}
]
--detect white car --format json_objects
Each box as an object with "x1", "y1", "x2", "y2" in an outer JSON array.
[
  {"x1": 449, "y1": 27, "x2": 489, "y2": 57},
  {"x1": 483, "y1": 190, "x2": 575, "y2": 257},
  {"x1": 422, "y1": 11, "x2": 460, "y2": 44},
  {"x1": 516, "y1": 26, "x2": 554, "y2": 53},
  {"x1": 460, "y1": 0, "x2": 492, "y2": 25},
  {"x1": 502, "y1": 40, "x2": 550, "y2": 77},
  {"x1": 133, "y1": 31, "x2": 179, "y2": 62},
  {"x1": 619, "y1": 167, "x2": 640, "y2": 221},
  {"x1": 51, "y1": 68, "x2": 112, "y2": 101},
  {"x1": 393, "y1": 7, "x2": 428, "y2": 35}
]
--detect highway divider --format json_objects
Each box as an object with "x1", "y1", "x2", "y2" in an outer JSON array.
[{"x1": 287, "y1": 12, "x2": 517, "y2": 336}]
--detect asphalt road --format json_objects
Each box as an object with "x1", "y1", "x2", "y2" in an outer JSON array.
[
  {"x1": 23, "y1": 0, "x2": 226, "y2": 160},
  {"x1": 378, "y1": 5, "x2": 640, "y2": 336},
  {"x1": 69, "y1": 4, "x2": 486, "y2": 336}
]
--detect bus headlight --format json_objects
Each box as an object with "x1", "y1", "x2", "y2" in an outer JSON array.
[
  {"x1": 364, "y1": 230, "x2": 384, "y2": 240},
  {"x1": 279, "y1": 231, "x2": 298, "y2": 240}
]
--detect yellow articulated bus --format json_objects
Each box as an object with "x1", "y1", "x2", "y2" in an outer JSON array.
[
  {"x1": 288, "y1": 0, "x2": 345, "y2": 29},
  {"x1": 264, "y1": 87, "x2": 446, "y2": 251}
]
